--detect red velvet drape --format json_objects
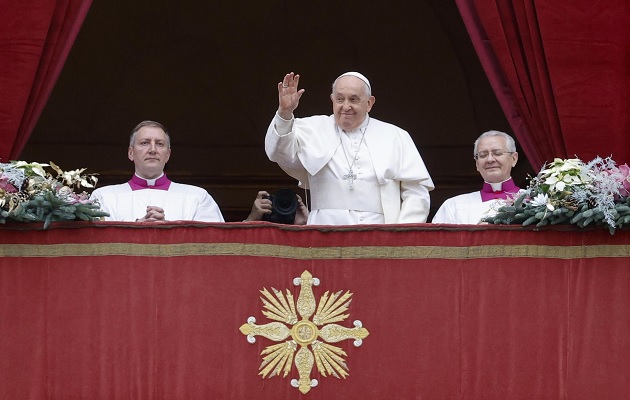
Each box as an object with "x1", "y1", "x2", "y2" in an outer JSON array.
[
  {"x1": 456, "y1": 0, "x2": 630, "y2": 170},
  {"x1": 0, "y1": 0, "x2": 91, "y2": 161}
]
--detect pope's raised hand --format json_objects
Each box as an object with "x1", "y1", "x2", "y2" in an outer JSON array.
[{"x1": 277, "y1": 72, "x2": 305, "y2": 120}]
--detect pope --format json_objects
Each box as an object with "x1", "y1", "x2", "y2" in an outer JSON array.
[{"x1": 265, "y1": 71, "x2": 434, "y2": 225}]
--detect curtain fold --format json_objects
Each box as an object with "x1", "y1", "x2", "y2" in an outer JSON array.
[
  {"x1": 0, "y1": 0, "x2": 91, "y2": 161},
  {"x1": 456, "y1": 0, "x2": 630, "y2": 169}
]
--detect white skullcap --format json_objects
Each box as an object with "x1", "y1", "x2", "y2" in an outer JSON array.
[{"x1": 335, "y1": 71, "x2": 371, "y2": 92}]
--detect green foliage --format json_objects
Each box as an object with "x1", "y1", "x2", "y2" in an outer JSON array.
[
  {"x1": 0, "y1": 160, "x2": 109, "y2": 229},
  {"x1": 1, "y1": 194, "x2": 108, "y2": 229},
  {"x1": 484, "y1": 157, "x2": 630, "y2": 235},
  {"x1": 486, "y1": 194, "x2": 630, "y2": 234}
]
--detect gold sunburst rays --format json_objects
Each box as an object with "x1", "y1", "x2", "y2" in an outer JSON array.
[
  {"x1": 313, "y1": 290, "x2": 352, "y2": 325},
  {"x1": 259, "y1": 340, "x2": 297, "y2": 378},
  {"x1": 240, "y1": 270, "x2": 370, "y2": 394},
  {"x1": 311, "y1": 340, "x2": 349, "y2": 379},
  {"x1": 260, "y1": 287, "x2": 298, "y2": 325}
]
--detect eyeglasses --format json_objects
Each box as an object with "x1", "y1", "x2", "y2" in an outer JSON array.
[{"x1": 474, "y1": 150, "x2": 514, "y2": 160}]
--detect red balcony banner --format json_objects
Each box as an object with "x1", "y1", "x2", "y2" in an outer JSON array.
[{"x1": 1, "y1": 222, "x2": 629, "y2": 399}]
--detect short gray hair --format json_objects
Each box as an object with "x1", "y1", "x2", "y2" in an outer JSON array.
[
  {"x1": 473, "y1": 130, "x2": 516, "y2": 156},
  {"x1": 129, "y1": 120, "x2": 171, "y2": 148}
]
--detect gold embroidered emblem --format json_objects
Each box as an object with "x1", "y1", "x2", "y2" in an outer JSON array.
[{"x1": 239, "y1": 270, "x2": 370, "y2": 394}]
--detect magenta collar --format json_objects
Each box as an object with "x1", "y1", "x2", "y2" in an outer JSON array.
[
  {"x1": 128, "y1": 174, "x2": 172, "y2": 191},
  {"x1": 480, "y1": 178, "x2": 520, "y2": 202}
]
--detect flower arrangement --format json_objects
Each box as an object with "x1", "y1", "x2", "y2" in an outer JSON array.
[
  {"x1": 484, "y1": 156, "x2": 630, "y2": 234},
  {"x1": 0, "y1": 161, "x2": 108, "y2": 229}
]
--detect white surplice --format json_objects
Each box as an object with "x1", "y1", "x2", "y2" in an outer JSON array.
[
  {"x1": 90, "y1": 182, "x2": 224, "y2": 222},
  {"x1": 431, "y1": 192, "x2": 505, "y2": 224}
]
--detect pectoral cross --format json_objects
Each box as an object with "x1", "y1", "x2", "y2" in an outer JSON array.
[{"x1": 342, "y1": 169, "x2": 357, "y2": 190}]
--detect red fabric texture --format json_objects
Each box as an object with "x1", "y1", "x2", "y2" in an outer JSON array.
[
  {"x1": 1, "y1": 223, "x2": 630, "y2": 399},
  {"x1": 0, "y1": 0, "x2": 91, "y2": 161},
  {"x1": 456, "y1": 0, "x2": 630, "y2": 170}
]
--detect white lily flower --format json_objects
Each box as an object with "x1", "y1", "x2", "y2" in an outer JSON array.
[
  {"x1": 530, "y1": 193, "x2": 549, "y2": 207},
  {"x1": 14, "y1": 161, "x2": 49, "y2": 178},
  {"x1": 546, "y1": 176, "x2": 559, "y2": 185}
]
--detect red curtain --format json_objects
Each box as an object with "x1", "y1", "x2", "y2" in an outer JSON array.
[
  {"x1": 2, "y1": 222, "x2": 630, "y2": 399},
  {"x1": 456, "y1": 0, "x2": 630, "y2": 170},
  {"x1": 0, "y1": 0, "x2": 91, "y2": 161}
]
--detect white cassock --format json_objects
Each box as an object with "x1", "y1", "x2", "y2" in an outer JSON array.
[
  {"x1": 265, "y1": 113, "x2": 434, "y2": 225},
  {"x1": 90, "y1": 182, "x2": 224, "y2": 222},
  {"x1": 431, "y1": 192, "x2": 506, "y2": 224}
]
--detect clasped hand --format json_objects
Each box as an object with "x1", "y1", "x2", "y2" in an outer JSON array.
[{"x1": 137, "y1": 206, "x2": 165, "y2": 222}]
